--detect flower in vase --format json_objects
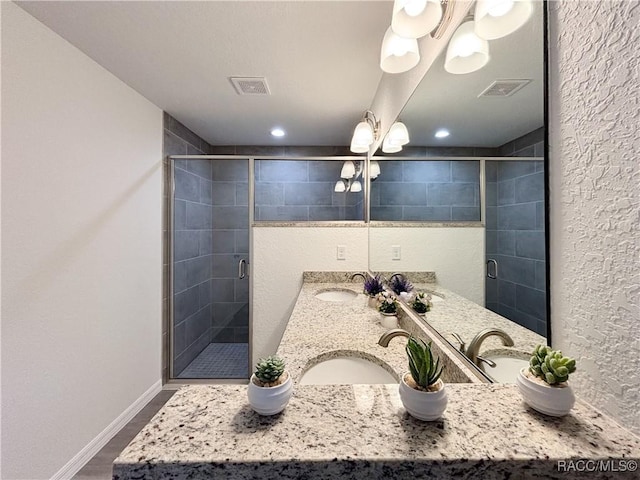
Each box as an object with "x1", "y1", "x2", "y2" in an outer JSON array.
[
  {"x1": 377, "y1": 291, "x2": 398, "y2": 314},
  {"x1": 364, "y1": 275, "x2": 385, "y2": 297},
  {"x1": 411, "y1": 292, "x2": 432, "y2": 314}
]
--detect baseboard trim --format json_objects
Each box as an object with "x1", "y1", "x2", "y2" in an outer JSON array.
[{"x1": 51, "y1": 379, "x2": 162, "y2": 480}]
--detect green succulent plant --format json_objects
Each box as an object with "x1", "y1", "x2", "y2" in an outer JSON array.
[
  {"x1": 254, "y1": 355, "x2": 285, "y2": 385},
  {"x1": 529, "y1": 344, "x2": 576, "y2": 385},
  {"x1": 406, "y1": 336, "x2": 443, "y2": 389}
]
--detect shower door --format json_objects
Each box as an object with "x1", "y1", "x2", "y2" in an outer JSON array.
[
  {"x1": 485, "y1": 159, "x2": 547, "y2": 337},
  {"x1": 170, "y1": 158, "x2": 250, "y2": 379}
]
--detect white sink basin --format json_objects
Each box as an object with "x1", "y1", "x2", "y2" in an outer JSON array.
[
  {"x1": 300, "y1": 357, "x2": 397, "y2": 385},
  {"x1": 430, "y1": 294, "x2": 444, "y2": 303},
  {"x1": 314, "y1": 288, "x2": 358, "y2": 302},
  {"x1": 480, "y1": 355, "x2": 530, "y2": 383}
]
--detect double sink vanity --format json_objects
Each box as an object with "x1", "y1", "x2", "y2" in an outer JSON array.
[{"x1": 113, "y1": 272, "x2": 640, "y2": 479}]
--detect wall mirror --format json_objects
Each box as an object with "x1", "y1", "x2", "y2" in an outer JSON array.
[{"x1": 368, "y1": 1, "x2": 548, "y2": 360}]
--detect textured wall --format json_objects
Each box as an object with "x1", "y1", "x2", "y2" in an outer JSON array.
[{"x1": 549, "y1": 0, "x2": 640, "y2": 435}]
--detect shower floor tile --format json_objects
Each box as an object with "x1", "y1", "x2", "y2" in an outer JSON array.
[{"x1": 177, "y1": 343, "x2": 249, "y2": 379}]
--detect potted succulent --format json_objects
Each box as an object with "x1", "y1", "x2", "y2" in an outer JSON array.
[
  {"x1": 516, "y1": 345, "x2": 576, "y2": 417},
  {"x1": 247, "y1": 355, "x2": 293, "y2": 415},
  {"x1": 399, "y1": 336, "x2": 447, "y2": 421},
  {"x1": 377, "y1": 291, "x2": 399, "y2": 328},
  {"x1": 390, "y1": 275, "x2": 413, "y2": 299},
  {"x1": 363, "y1": 275, "x2": 385, "y2": 308},
  {"x1": 410, "y1": 292, "x2": 432, "y2": 315}
]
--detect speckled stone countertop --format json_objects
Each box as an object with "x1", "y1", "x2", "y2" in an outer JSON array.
[
  {"x1": 113, "y1": 274, "x2": 640, "y2": 479},
  {"x1": 407, "y1": 282, "x2": 546, "y2": 360},
  {"x1": 113, "y1": 384, "x2": 640, "y2": 479},
  {"x1": 276, "y1": 280, "x2": 480, "y2": 385}
]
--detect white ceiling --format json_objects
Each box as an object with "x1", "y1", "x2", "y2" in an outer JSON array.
[
  {"x1": 401, "y1": 0, "x2": 544, "y2": 147},
  {"x1": 16, "y1": 0, "x2": 544, "y2": 148}
]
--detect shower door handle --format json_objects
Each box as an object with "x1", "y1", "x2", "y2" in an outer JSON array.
[
  {"x1": 238, "y1": 259, "x2": 247, "y2": 279},
  {"x1": 487, "y1": 259, "x2": 498, "y2": 279}
]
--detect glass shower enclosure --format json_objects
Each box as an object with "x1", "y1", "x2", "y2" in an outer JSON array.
[
  {"x1": 485, "y1": 159, "x2": 547, "y2": 337},
  {"x1": 170, "y1": 158, "x2": 250, "y2": 379}
]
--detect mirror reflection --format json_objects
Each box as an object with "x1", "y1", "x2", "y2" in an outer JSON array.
[{"x1": 368, "y1": 1, "x2": 547, "y2": 381}]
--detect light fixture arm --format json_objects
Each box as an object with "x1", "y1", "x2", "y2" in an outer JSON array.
[
  {"x1": 363, "y1": 110, "x2": 381, "y2": 142},
  {"x1": 431, "y1": 0, "x2": 455, "y2": 39}
]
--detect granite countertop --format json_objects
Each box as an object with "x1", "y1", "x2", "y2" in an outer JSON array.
[
  {"x1": 275, "y1": 273, "x2": 542, "y2": 386},
  {"x1": 113, "y1": 273, "x2": 640, "y2": 479},
  {"x1": 276, "y1": 278, "x2": 481, "y2": 385},
  {"x1": 113, "y1": 384, "x2": 640, "y2": 479},
  {"x1": 407, "y1": 282, "x2": 546, "y2": 360}
]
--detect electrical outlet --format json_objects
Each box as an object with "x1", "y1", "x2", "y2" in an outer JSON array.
[
  {"x1": 392, "y1": 245, "x2": 401, "y2": 260},
  {"x1": 337, "y1": 245, "x2": 346, "y2": 260}
]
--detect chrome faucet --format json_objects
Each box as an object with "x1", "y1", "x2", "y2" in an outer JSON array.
[
  {"x1": 349, "y1": 272, "x2": 367, "y2": 282},
  {"x1": 450, "y1": 332, "x2": 466, "y2": 353},
  {"x1": 464, "y1": 328, "x2": 514, "y2": 365},
  {"x1": 378, "y1": 328, "x2": 411, "y2": 347},
  {"x1": 389, "y1": 272, "x2": 405, "y2": 283}
]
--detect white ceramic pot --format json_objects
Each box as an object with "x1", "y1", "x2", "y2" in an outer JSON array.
[
  {"x1": 379, "y1": 312, "x2": 398, "y2": 329},
  {"x1": 398, "y1": 373, "x2": 447, "y2": 421},
  {"x1": 516, "y1": 367, "x2": 575, "y2": 417},
  {"x1": 367, "y1": 296, "x2": 378, "y2": 308},
  {"x1": 247, "y1": 372, "x2": 293, "y2": 415}
]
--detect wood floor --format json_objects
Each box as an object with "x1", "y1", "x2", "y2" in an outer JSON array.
[{"x1": 72, "y1": 390, "x2": 175, "y2": 480}]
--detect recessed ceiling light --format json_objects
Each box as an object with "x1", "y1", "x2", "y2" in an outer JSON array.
[
  {"x1": 270, "y1": 128, "x2": 285, "y2": 138},
  {"x1": 435, "y1": 129, "x2": 450, "y2": 139}
]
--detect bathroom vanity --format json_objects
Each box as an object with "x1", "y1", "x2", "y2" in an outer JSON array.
[{"x1": 113, "y1": 273, "x2": 640, "y2": 479}]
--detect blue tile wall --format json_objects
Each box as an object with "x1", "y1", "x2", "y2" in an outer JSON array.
[
  {"x1": 254, "y1": 160, "x2": 364, "y2": 221},
  {"x1": 210, "y1": 161, "x2": 249, "y2": 345},
  {"x1": 485, "y1": 128, "x2": 546, "y2": 337},
  {"x1": 370, "y1": 160, "x2": 480, "y2": 221}
]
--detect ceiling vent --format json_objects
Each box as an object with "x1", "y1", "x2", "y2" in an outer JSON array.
[
  {"x1": 478, "y1": 79, "x2": 531, "y2": 98},
  {"x1": 229, "y1": 77, "x2": 271, "y2": 96}
]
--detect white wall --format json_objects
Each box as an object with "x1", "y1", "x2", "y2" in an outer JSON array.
[
  {"x1": 549, "y1": 1, "x2": 639, "y2": 435},
  {"x1": 369, "y1": 227, "x2": 485, "y2": 305},
  {"x1": 252, "y1": 227, "x2": 368, "y2": 366},
  {"x1": 1, "y1": 3, "x2": 163, "y2": 478}
]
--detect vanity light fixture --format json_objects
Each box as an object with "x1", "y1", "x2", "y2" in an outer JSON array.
[
  {"x1": 474, "y1": 0, "x2": 533, "y2": 40},
  {"x1": 391, "y1": 0, "x2": 443, "y2": 39},
  {"x1": 382, "y1": 136, "x2": 403, "y2": 153},
  {"x1": 334, "y1": 178, "x2": 363, "y2": 193},
  {"x1": 386, "y1": 121, "x2": 410, "y2": 147},
  {"x1": 270, "y1": 127, "x2": 285, "y2": 137},
  {"x1": 381, "y1": 121, "x2": 410, "y2": 154},
  {"x1": 334, "y1": 179, "x2": 347, "y2": 193},
  {"x1": 380, "y1": 26, "x2": 420, "y2": 74},
  {"x1": 435, "y1": 128, "x2": 450, "y2": 138},
  {"x1": 350, "y1": 111, "x2": 380, "y2": 153},
  {"x1": 370, "y1": 160, "x2": 381, "y2": 179},
  {"x1": 444, "y1": 19, "x2": 490, "y2": 75},
  {"x1": 340, "y1": 161, "x2": 356, "y2": 179}
]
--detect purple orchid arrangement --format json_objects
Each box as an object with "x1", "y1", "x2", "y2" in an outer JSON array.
[
  {"x1": 363, "y1": 275, "x2": 385, "y2": 297},
  {"x1": 390, "y1": 276, "x2": 413, "y2": 295}
]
